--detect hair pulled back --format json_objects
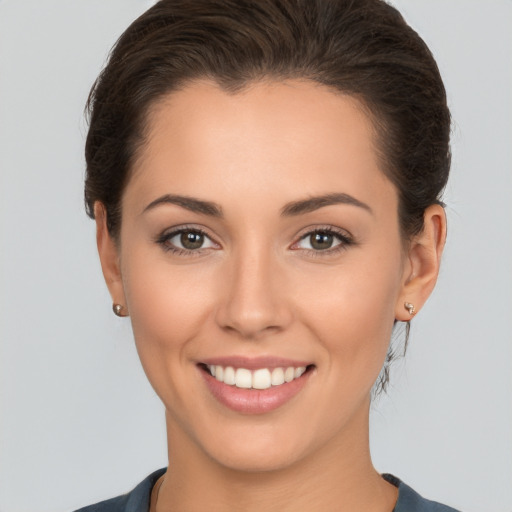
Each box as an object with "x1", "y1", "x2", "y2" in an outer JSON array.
[{"x1": 85, "y1": 0, "x2": 451, "y2": 241}]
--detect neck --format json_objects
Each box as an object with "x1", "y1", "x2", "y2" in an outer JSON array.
[{"x1": 156, "y1": 405, "x2": 397, "y2": 512}]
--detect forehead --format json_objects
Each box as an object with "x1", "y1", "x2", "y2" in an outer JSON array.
[{"x1": 126, "y1": 79, "x2": 396, "y2": 214}]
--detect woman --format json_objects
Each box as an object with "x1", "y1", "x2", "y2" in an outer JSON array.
[{"x1": 77, "y1": 0, "x2": 458, "y2": 510}]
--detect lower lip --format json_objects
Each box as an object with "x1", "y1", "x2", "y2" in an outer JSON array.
[{"x1": 200, "y1": 367, "x2": 312, "y2": 414}]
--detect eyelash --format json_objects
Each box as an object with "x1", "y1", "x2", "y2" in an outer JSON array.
[
  {"x1": 155, "y1": 226, "x2": 217, "y2": 257},
  {"x1": 155, "y1": 225, "x2": 354, "y2": 257},
  {"x1": 291, "y1": 226, "x2": 354, "y2": 257}
]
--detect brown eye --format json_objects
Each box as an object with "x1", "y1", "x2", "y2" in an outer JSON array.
[
  {"x1": 159, "y1": 228, "x2": 217, "y2": 253},
  {"x1": 309, "y1": 232, "x2": 334, "y2": 250},
  {"x1": 180, "y1": 231, "x2": 205, "y2": 250},
  {"x1": 293, "y1": 228, "x2": 352, "y2": 253}
]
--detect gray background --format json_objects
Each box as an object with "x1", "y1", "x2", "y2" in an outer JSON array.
[{"x1": 1, "y1": 1, "x2": 511, "y2": 511}]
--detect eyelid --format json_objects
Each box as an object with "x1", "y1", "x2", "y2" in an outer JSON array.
[
  {"x1": 155, "y1": 223, "x2": 353, "y2": 256},
  {"x1": 289, "y1": 225, "x2": 354, "y2": 252},
  {"x1": 155, "y1": 224, "x2": 221, "y2": 254}
]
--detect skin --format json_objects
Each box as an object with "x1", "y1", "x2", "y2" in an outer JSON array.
[{"x1": 95, "y1": 80, "x2": 446, "y2": 512}]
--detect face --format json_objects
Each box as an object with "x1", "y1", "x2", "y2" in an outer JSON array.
[{"x1": 105, "y1": 80, "x2": 414, "y2": 472}]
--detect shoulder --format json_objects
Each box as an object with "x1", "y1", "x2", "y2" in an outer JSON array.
[
  {"x1": 73, "y1": 468, "x2": 166, "y2": 512},
  {"x1": 384, "y1": 474, "x2": 462, "y2": 512},
  {"x1": 74, "y1": 469, "x2": 461, "y2": 512}
]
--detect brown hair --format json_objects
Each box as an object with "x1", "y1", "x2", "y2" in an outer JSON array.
[
  {"x1": 85, "y1": 0, "x2": 450, "y2": 238},
  {"x1": 84, "y1": 0, "x2": 451, "y2": 392}
]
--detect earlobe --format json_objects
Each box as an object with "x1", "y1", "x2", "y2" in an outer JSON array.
[
  {"x1": 94, "y1": 202, "x2": 127, "y2": 312},
  {"x1": 395, "y1": 204, "x2": 446, "y2": 321}
]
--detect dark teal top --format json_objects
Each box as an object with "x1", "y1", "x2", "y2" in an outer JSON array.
[{"x1": 74, "y1": 468, "x2": 461, "y2": 511}]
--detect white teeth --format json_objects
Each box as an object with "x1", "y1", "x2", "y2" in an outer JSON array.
[
  {"x1": 252, "y1": 368, "x2": 272, "y2": 390},
  {"x1": 271, "y1": 367, "x2": 285, "y2": 386},
  {"x1": 295, "y1": 366, "x2": 306, "y2": 378},
  {"x1": 284, "y1": 367, "x2": 295, "y2": 383},
  {"x1": 208, "y1": 364, "x2": 308, "y2": 389},
  {"x1": 223, "y1": 366, "x2": 236, "y2": 385},
  {"x1": 235, "y1": 368, "x2": 252, "y2": 388}
]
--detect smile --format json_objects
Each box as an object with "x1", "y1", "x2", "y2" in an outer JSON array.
[
  {"x1": 207, "y1": 365, "x2": 307, "y2": 390},
  {"x1": 198, "y1": 360, "x2": 314, "y2": 414}
]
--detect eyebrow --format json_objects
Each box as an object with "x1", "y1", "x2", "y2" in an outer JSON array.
[
  {"x1": 142, "y1": 194, "x2": 223, "y2": 217},
  {"x1": 281, "y1": 193, "x2": 373, "y2": 216},
  {"x1": 142, "y1": 192, "x2": 372, "y2": 218}
]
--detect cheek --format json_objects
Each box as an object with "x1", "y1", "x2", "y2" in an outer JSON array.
[
  {"x1": 295, "y1": 251, "x2": 402, "y2": 381},
  {"x1": 119, "y1": 246, "x2": 219, "y2": 381},
  {"x1": 125, "y1": 264, "x2": 217, "y2": 339}
]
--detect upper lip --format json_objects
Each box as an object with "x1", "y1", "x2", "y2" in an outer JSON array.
[{"x1": 199, "y1": 356, "x2": 313, "y2": 370}]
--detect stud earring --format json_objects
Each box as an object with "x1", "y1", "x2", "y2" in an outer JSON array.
[
  {"x1": 112, "y1": 303, "x2": 128, "y2": 317},
  {"x1": 404, "y1": 302, "x2": 416, "y2": 316}
]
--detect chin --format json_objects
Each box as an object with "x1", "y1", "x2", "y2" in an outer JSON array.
[
  {"x1": 194, "y1": 419, "x2": 319, "y2": 473},
  {"x1": 208, "y1": 443, "x2": 305, "y2": 473}
]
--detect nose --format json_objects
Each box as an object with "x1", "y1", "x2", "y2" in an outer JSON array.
[{"x1": 215, "y1": 247, "x2": 292, "y2": 340}]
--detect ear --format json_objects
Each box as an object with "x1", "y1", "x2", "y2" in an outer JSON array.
[
  {"x1": 94, "y1": 202, "x2": 128, "y2": 315},
  {"x1": 395, "y1": 204, "x2": 447, "y2": 321}
]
